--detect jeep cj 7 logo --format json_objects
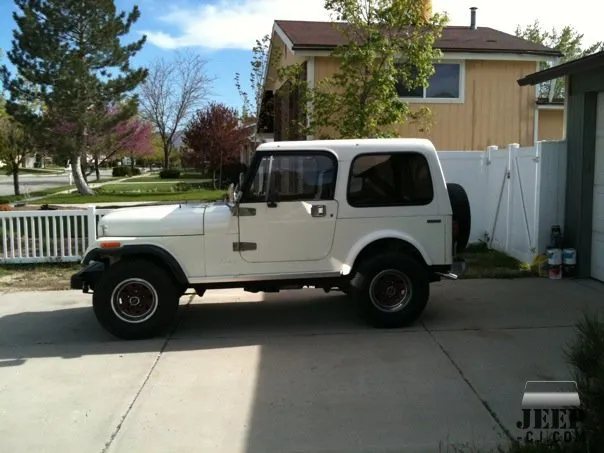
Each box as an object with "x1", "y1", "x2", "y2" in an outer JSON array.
[{"x1": 517, "y1": 381, "x2": 585, "y2": 443}]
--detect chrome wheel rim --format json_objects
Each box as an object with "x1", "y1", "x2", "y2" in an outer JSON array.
[
  {"x1": 111, "y1": 278, "x2": 158, "y2": 324},
  {"x1": 369, "y1": 269, "x2": 413, "y2": 313}
]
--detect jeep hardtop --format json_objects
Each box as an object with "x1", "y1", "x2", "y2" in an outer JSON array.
[{"x1": 71, "y1": 138, "x2": 471, "y2": 339}]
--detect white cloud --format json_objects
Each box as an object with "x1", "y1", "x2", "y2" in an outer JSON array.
[
  {"x1": 143, "y1": 0, "x2": 330, "y2": 50},
  {"x1": 142, "y1": 0, "x2": 603, "y2": 51}
]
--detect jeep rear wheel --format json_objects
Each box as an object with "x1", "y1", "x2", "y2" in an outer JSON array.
[
  {"x1": 349, "y1": 253, "x2": 429, "y2": 328},
  {"x1": 92, "y1": 259, "x2": 181, "y2": 340}
]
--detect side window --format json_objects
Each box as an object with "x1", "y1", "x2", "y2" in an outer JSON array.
[
  {"x1": 244, "y1": 152, "x2": 337, "y2": 203},
  {"x1": 347, "y1": 152, "x2": 434, "y2": 207},
  {"x1": 246, "y1": 156, "x2": 271, "y2": 202}
]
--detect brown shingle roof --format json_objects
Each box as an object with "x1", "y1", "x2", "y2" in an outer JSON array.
[{"x1": 275, "y1": 20, "x2": 562, "y2": 57}]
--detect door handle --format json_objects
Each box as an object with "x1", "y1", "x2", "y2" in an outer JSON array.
[{"x1": 311, "y1": 204, "x2": 326, "y2": 217}]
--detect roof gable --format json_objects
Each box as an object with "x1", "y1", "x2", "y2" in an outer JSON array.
[{"x1": 275, "y1": 20, "x2": 562, "y2": 57}]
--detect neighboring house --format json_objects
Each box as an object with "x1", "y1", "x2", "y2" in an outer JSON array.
[
  {"x1": 256, "y1": 5, "x2": 564, "y2": 150},
  {"x1": 518, "y1": 50, "x2": 604, "y2": 283}
]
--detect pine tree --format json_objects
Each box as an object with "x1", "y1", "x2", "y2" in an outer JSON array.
[{"x1": 0, "y1": 0, "x2": 148, "y2": 195}]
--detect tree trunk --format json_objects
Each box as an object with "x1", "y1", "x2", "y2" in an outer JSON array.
[
  {"x1": 80, "y1": 158, "x2": 89, "y2": 183},
  {"x1": 163, "y1": 143, "x2": 170, "y2": 169},
  {"x1": 213, "y1": 169, "x2": 217, "y2": 190},
  {"x1": 71, "y1": 154, "x2": 94, "y2": 195},
  {"x1": 219, "y1": 151, "x2": 223, "y2": 189},
  {"x1": 94, "y1": 156, "x2": 101, "y2": 182},
  {"x1": 12, "y1": 164, "x2": 20, "y2": 196},
  {"x1": 130, "y1": 153, "x2": 135, "y2": 172}
]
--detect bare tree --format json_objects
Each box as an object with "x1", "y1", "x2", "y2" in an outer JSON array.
[{"x1": 139, "y1": 51, "x2": 214, "y2": 169}]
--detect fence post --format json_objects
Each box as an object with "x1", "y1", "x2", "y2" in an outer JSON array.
[
  {"x1": 86, "y1": 205, "x2": 97, "y2": 249},
  {"x1": 484, "y1": 145, "x2": 497, "y2": 241},
  {"x1": 485, "y1": 145, "x2": 497, "y2": 167},
  {"x1": 532, "y1": 141, "x2": 542, "y2": 255},
  {"x1": 506, "y1": 143, "x2": 520, "y2": 253}
]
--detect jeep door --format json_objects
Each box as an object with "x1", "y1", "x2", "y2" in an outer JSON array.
[{"x1": 236, "y1": 150, "x2": 339, "y2": 263}]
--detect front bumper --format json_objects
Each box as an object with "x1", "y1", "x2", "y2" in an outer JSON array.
[{"x1": 70, "y1": 261, "x2": 105, "y2": 293}]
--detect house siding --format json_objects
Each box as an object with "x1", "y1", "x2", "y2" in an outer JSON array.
[
  {"x1": 563, "y1": 67, "x2": 604, "y2": 277},
  {"x1": 538, "y1": 110, "x2": 564, "y2": 141},
  {"x1": 266, "y1": 32, "x2": 305, "y2": 92},
  {"x1": 313, "y1": 57, "x2": 538, "y2": 150}
]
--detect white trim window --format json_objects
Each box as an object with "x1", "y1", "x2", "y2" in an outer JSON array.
[{"x1": 395, "y1": 61, "x2": 465, "y2": 104}]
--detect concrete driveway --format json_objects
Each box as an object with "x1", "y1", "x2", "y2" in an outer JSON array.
[{"x1": 0, "y1": 278, "x2": 602, "y2": 453}]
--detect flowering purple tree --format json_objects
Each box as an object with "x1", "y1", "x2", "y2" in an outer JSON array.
[{"x1": 51, "y1": 106, "x2": 153, "y2": 182}]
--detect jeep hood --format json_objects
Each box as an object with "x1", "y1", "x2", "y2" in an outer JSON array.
[{"x1": 98, "y1": 203, "x2": 210, "y2": 237}]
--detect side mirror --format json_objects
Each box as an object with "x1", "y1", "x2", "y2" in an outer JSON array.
[
  {"x1": 267, "y1": 189, "x2": 279, "y2": 208},
  {"x1": 227, "y1": 183, "x2": 237, "y2": 204}
]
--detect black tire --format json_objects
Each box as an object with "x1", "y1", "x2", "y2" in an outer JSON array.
[
  {"x1": 92, "y1": 259, "x2": 181, "y2": 340},
  {"x1": 447, "y1": 182, "x2": 471, "y2": 254},
  {"x1": 349, "y1": 252, "x2": 429, "y2": 328}
]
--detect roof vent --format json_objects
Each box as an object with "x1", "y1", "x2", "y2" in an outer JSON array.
[{"x1": 470, "y1": 7, "x2": 477, "y2": 30}]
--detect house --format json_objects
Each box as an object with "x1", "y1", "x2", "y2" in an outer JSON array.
[
  {"x1": 518, "y1": 50, "x2": 604, "y2": 283},
  {"x1": 256, "y1": 3, "x2": 564, "y2": 150}
]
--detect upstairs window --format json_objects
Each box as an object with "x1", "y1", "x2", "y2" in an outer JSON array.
[{"x1": 395, "y1": 63, "x2": 463, "y2": 101}]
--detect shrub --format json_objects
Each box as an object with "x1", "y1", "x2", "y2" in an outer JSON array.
[
  {"x1": 112, "y1": 166, "x2": 130, "y2": 177},
  {"x1": 159, "y1": 169, "x2": 181, "y2": 179},
  {"x1": 174, "y1": 182, "x2": 213, "y2": 192},
  {"x1": 112, "y1": 166, "x2": 141, "y2": 177},
  {"x1": 565, "y1": 313, "x2": 604, "y2": 447}
]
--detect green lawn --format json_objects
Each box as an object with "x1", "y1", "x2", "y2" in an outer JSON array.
[
  {"x1": 31, "y1": 189, "x2": 226, "y2": 204},
  {"x1": 127, "y1": 172, "x2": 211, "y2": 183},
  {"x1": 100, "y1": 182, "x2": 182, "y2": 192},
  {"x1": 458, "y1": 242, "x2": 534, "y2": 279}
]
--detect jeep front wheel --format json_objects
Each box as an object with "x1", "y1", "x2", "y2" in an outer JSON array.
[
  {"x1": 92, "y1": 259, "x2": 181, "y2": 340},
  {"x1": 350, "y1": 253, "x2": 429, "y2": 328}
]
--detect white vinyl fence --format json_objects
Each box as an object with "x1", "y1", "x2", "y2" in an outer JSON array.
[
  {"x1": 438, "y1": 140, "x2": 567, "y2": 264},
  {"x1": 0, "y1": 207, "x2": 114, "y2": 264},
  {"x1": 0, "y1": 140, "x2": 567, "y2": 265}
]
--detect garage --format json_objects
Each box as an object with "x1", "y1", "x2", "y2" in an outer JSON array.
[
  {"x1": 594, "y1": 92, "x2": 604, "y2": 281},
  {"x1": 518, "y1": 51, "x2": 604, "y2": 282}
]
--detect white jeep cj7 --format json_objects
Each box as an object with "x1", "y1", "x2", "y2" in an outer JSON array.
[{"x1": 71, "y1": 138, "x2": 471, "y2": 340}]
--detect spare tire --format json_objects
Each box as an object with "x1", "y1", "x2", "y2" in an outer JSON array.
[{"x1": 446, "y1": 183, "x2": 471, "y2": 254}]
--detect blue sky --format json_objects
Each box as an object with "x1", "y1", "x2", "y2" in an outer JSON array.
[{"x1": 0, "y1": 0, "x2": 600, "y2": 114}]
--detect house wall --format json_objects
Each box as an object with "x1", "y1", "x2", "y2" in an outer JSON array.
[
  {"x1": 313, "y1": 57, "x2": 539, "y2": 150},
  {"x1": 538, "y1": 109, "x2": 564, "y2": 141},
  {"x1": 266, "y1": 32, "x2": 305, "y2": 92},
  {"x1": 564, "y1": 66, "x2": 604, "y2": 277}
]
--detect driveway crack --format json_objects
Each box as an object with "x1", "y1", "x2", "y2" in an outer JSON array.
[
  {"x1": 100, "y1": 294, "x2": 195, "y2": 453},
  {"x1": 422, "y1": 321, "x2": 514, "y2": 442}
]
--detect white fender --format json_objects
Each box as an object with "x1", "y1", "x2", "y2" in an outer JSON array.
[{"x1": 341, "y1": 230, "x2": 433, "y2": 275}]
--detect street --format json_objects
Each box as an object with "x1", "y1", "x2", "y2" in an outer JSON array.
[
  {"x1": 0, "y1": 169, "x2": 114, "y2": 197},
  {"x1": 0, "y1": 278, "x2": 602, "y2": 452}
]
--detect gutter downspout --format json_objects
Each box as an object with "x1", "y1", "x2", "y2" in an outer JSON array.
[
  {"x1": 534, "y1": 61, "x2": 540, "y2": 145},
  {"x1": 306, "y1": 56, "x2": 316, "y2": 140},
  {"x1": 534, "y1": 107, "x2": 540, "y2": 145}
]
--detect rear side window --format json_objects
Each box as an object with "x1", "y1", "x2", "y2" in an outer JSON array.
[{"x1": 347, "y1": 152, "x2": 434, "y2": 207}]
